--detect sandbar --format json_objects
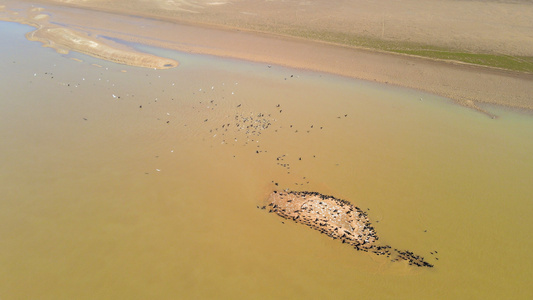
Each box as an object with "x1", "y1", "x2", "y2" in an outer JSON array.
[
  {"x1": 265, "y1": 191, "x2": 433, "y2": 267},
  {"x1": 0, "y1": 4, "x2": 178, "y2": 69}
]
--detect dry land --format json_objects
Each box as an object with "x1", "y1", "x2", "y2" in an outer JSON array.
[{"x1": 1, "y1": 0, "x2": 533, "y2": 114}]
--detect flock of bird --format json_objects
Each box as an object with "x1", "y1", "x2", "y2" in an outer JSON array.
[
  {"x1": 265, "y1": 190, "x2": 435, "y2": 268},
  {"x1": 31, "y1": 59, "x2": 438, "y2": 267}
]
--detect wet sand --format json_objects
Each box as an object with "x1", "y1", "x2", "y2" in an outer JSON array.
[
  {"x1": 2, "y1": 0, "x2": 533, "y2": 114},
  {"x1": 0, "y1": 4, "x2": 177, "y2": 69}
]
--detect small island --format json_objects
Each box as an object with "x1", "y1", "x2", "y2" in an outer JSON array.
[{"x1": 264, "y1": 190, "x2": 434, "y2": 268}]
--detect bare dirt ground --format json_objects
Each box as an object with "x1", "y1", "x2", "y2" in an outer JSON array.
[
  {"x1": 26, "y1": 0, "x2": 533, "y2": 56},
  {"x1": 2, "y1": 0, "x2": 533, "y2": 113}
]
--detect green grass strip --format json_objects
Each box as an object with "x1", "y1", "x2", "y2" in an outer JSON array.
[{"x1": 271, "y1": 26, "x2": 533, "y2": 73}]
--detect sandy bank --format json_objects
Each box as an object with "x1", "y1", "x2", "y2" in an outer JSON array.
[
  {"x1": 3, "y1": 0, "x2": 533, "y2": 113},
  {"x1": 0, "y1": 4, "x2": 178, "y2": 69},
  {"x1": 23, "y1": 0, "x2": 533, "y2": 57}
]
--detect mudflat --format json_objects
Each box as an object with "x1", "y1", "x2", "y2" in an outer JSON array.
[{"x1": 2, "y1": 0, "x2": 533, "y2": 114}]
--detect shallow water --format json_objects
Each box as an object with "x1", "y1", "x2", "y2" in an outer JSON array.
[{"x1": 1, "y1": 21, "x2": 532, "y2": 299}]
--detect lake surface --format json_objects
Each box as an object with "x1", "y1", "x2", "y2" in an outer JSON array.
[{"x1": 1, "y1": 21, "x2": 532, "y2": 299}]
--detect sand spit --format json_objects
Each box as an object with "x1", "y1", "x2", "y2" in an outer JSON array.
[
  {"x1": 0, "y1": 6, "x2": 178, "y2": 69},
  {"x1": 264, "y1": 191, "x2": 433, "y2": 268}
]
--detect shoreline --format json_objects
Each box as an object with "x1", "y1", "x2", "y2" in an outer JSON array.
[{"x1": 2, "y1": 0, "x2": 533, "y2": 115}]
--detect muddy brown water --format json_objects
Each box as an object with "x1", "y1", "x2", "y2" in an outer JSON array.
[{"x1": 1, "y1": 21, "x2": 532, "y2": 299}]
